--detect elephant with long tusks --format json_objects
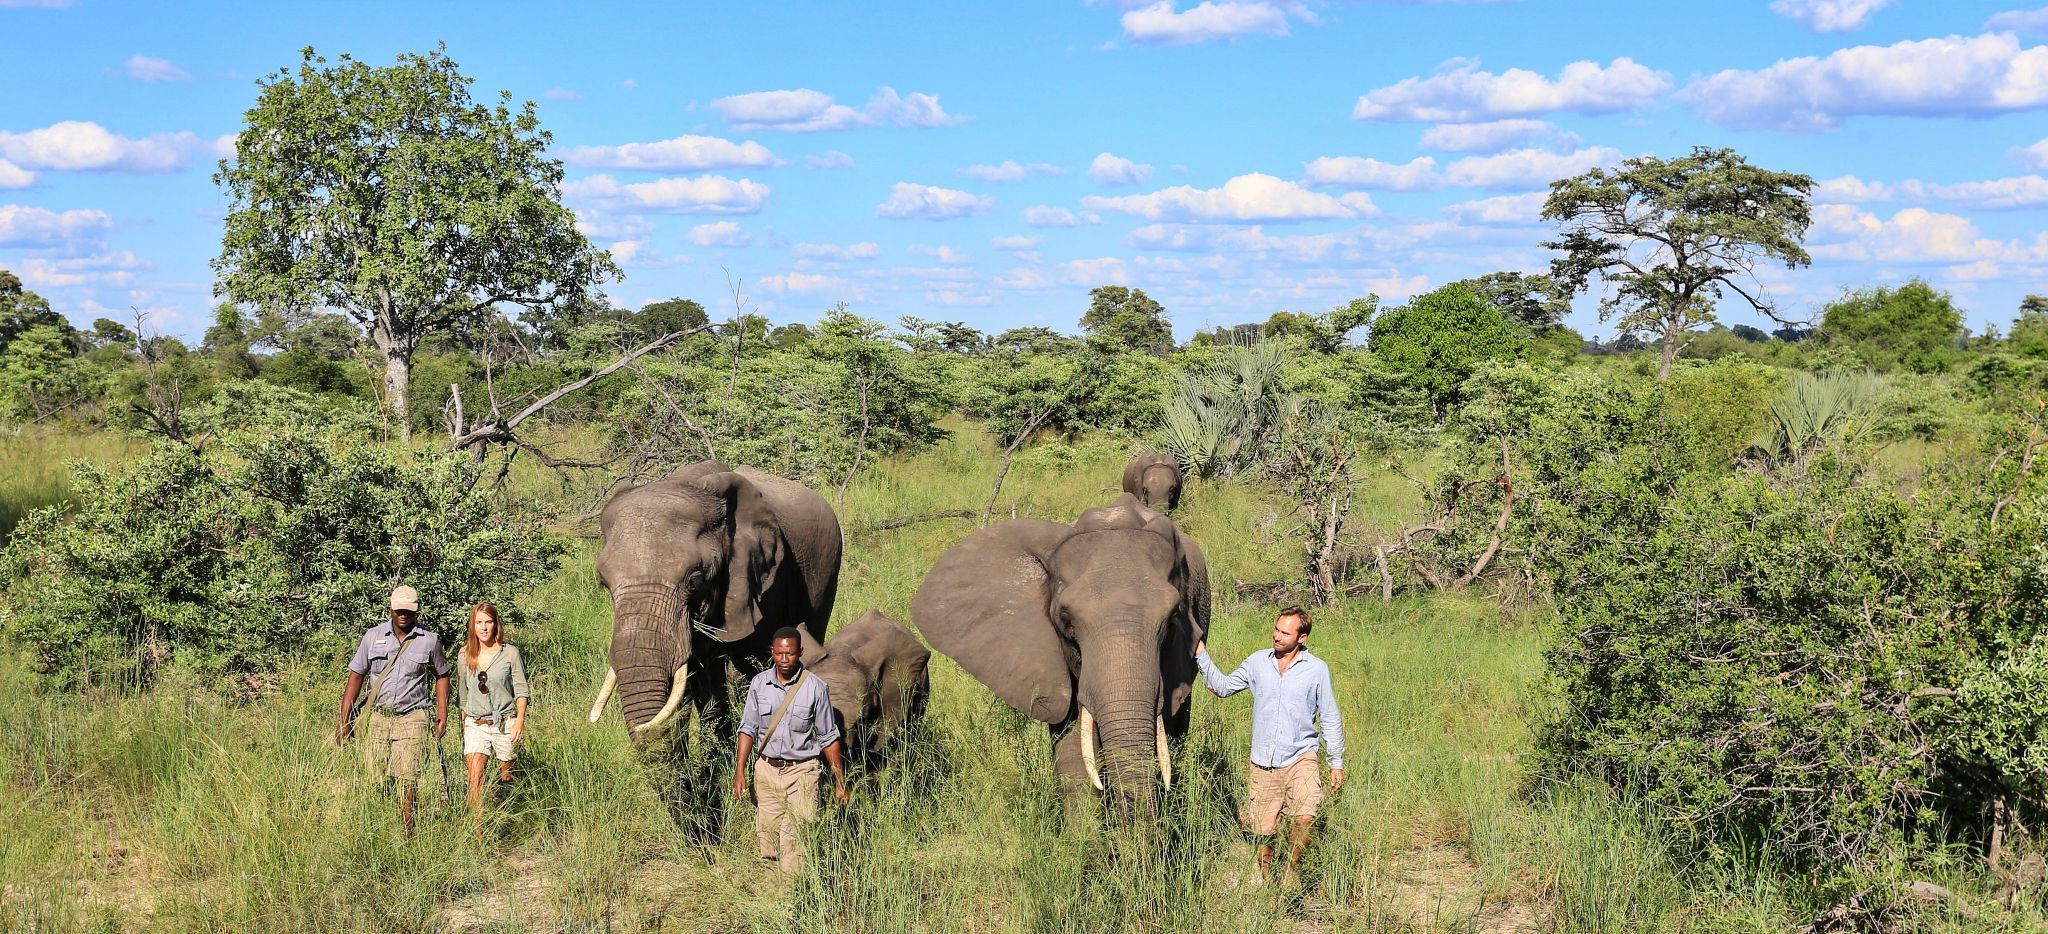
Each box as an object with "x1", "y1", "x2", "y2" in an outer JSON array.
[
  {"x1": 587, "y1": 460, "x2": 841, "y2": 737},
  {"x1": 912, "y1": 493, "x2": 1208, "y2": 805}
]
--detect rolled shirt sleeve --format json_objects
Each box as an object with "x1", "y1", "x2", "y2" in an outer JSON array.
[
  {"x1": 1197, "y1": 649, "x2": 1251, "y2": 697},
  {"x1": 1317, "y1": 665, "x2": 1346, "y2": 771},
  {"x1": 430, "y1": 638, "x2": 452, "y2": 679},
  {"x1": 739, "y1": 678, "x2": 768, "y2": 739},
  {"x1": 347, "y1": 631, "x2": 373, "y2": 676},
  {"x1": 810, "y1": 677, "x2": 841, "y2": 748},
  {"x1": 508, "y1": 646, "x2": 530, "y2": 700}
]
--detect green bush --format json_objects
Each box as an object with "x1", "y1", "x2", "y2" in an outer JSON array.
[
  {"x1": 1535, "y1": 404, "x2": 2048, "y2": 890},
  {"x1": 1, "y1": 420, "x2": 565, "y2": 692}
]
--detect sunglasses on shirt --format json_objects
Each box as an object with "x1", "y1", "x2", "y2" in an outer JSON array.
[{"x1": 477, "y1": 669, "x2": 489, "y2": 693}]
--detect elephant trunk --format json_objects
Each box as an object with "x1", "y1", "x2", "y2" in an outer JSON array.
[
  {"x1": 605, "y1": 585, "x2": 690, "y2": 732},
  {"x1": 1081, "y1": 640, "x2": 1165, "y2": 802}
]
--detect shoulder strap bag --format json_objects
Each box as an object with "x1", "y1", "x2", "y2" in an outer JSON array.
[{"x1": 758, "y1": 670, "x2": 811, "y2": 756}]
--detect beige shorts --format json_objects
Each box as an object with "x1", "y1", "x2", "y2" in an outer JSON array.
[
  {"x1": 462, "y1": 716, "x2": 517, "y2": 761},
  {"x1": 1245, "y1": 754, "x2": 1324, "y2": 835},
  {"x1": 363, "y1": 709, "x2": 428, "y2": 782}
]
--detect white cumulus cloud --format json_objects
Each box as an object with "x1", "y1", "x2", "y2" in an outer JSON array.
[
  {"x1": 1082, "y1": 173, "x2": 1376, "y2": 222},
  {"x1": 761, "y1": 272, "x2": 847, "y2": 294},
  {"x1": 1442, "y1": 146, "x2": 1621, "y2": 190},
  {"x1": 1120, "y1": 1, "x2": 1296, "y2": 45},
  {"x1": 561, "y1": 173, "x2": 770, "y2": 214},
  {"x1": 1417, "y1": 119, "x2": 1558, "y2": 153},
  {"x1": 1442, "y1": 192, "x2": 1547, "y2": 225},
  {"x1": 793, "y1": 241, "x2": 882, "y2": 261},
  {"x1": 16, "y1": 250, "x2": 149, "y2": 289},
  {"x1": 1023, "y1": 205, "x2": 1081, "y2": 227},
  {"x1": 1813, "y1": 175, "x2": 1896, "y2": 203},
  {"x1": 910, "y1": 244, "x2": 971, "y2": 263},
  {"x1": 1810, "y1": 204, "x2": 2022, "y2": 262},
  {"x1": 1089, "y1": 152, "x2": 1155, "y2": 187},
  {"x1": 2015, "y1": 137, "x2": 2048, "y2": 167},
  {"x1": 962, "y1": 160, "x2": 1063, "y2": 182},
  {"x1": 1302, "y1": 155, "x2": 1440, "y2": 191},
  {"x1": 1684, "y1": 33, "x2": 2048, "y2": 131},
  {"x1": 1770, "y1": 0, "x2": 1894, "y2": 32},
  {"x1": 712, "y1": 87, "x2": 963, "y2": 132},
  {"x1": 1353, "y1": 58, "x2": 1670, "y2": 122},
  {"x1": 0, "y1": 121, "x2": 211, "y2": 172},
  {"x1": 562, "y1": 134, "x2": 780, "y2": 171},
  {"x1": 687, "y1": 221, "x2": 752, "y2": 247},
  {"x1": 876, "y1": 182, "x2": 994, "y2": 220},
  {"x1": 806, "y1": 150, "x2": 856, "y2": 169},
  {"x1": 0, "y1": 204, "x2": 113, "y2": 247},
  {"x1": 991, "y1": 235, "x2": 1040, "y2": 251},
  {"x1": 0, "y1": 159, "x2": 32, "y2": 189},
  {"x1": 123, "y1": 54, "x2": 189, "y2": 82},
  {"x1": 1911, "y1": 175, "x2": 2048, "y2": 209},
  {"x1": 1987, "y1": 7, "x2": 2048, "y2": 36}
]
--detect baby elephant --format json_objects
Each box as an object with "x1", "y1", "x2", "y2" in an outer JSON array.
[
  {"x1": 1121, "y1": 452, "x2": 1183, "y2": 512},
  {"x1": 809, "y1": 610, "x2": 931, "y2": 757}
]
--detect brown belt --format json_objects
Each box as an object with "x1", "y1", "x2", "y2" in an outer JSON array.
[
  {"x1": 471, "y1": 717, "x2": 494, "y2": 726},
  {"x1": 760, "y1": 755, "x2": 817, "y2": 769}
]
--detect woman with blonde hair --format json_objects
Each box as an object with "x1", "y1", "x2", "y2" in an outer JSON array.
[{"x1": 458, "y1": 601, "x2": 529, "y2": 829}]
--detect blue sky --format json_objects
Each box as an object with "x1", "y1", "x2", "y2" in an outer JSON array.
[{"x1": 3, "y1": 0, "x2": 2047, "y2": 342}]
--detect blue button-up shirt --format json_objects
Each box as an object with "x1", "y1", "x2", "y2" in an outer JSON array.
[
  {"x1": 739, "y1": 667, "x2": 841, "y2": 760},
  {"x1": 1196, "y1": 646, "x2": 1345, "y2": 770},
  {"x1": 348, "y1": 622, "x2": 451, "y2": 715}
]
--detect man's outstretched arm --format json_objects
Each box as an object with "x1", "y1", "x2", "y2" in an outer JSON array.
[
  {"x1": 1318, "y1": 665, "x2": 1346, "y2": 791},
  {"x1": 1195, "y1": 640, "x2": 1251, "y2": 697}
]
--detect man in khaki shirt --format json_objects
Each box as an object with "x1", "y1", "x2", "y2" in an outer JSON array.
[
  {"x1": 732, "y1": 627, "x2": 849, "y2": 875},
  {"x1": 337, "y1": 585, "x2": 451, "y2": 836}
]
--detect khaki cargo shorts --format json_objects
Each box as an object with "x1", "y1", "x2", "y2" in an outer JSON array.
[
  {"x1": 363, "y1": 709, "x2": 428, "y2": 782},
  {"x1": 1245, "y1": 754, "x2": 1324, "y2": 836}
]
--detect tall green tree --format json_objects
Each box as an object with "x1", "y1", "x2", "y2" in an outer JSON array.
[
  {"x1": 1367, "y1": 283, "x2": 1524, "y2": 415},
  {"x1": 1819, "y1": 280, "x2": 1962, "y2": 372},
  {"x1": 1454, "y1": 271, "x2": 1570, "y2": 331},
  {"x1": 1079, "y1": 285, "x2": 1173, "y2": 354},
  {"x1": 0, "y1": 270, "x2": 75, "y2": 355},
  {"x1": 1544, "y1": 147, "x2": 1813, "y2": 380},
  {"x1": 213, "y1": 46, "x2": 616, "y2": 437}
]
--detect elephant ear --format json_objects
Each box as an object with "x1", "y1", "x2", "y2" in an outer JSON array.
[
  {"x1": 1144, "y1": 511, "x2": 1211, "y2": 722},
  {"x1": 912, "y1": 518, "x2": 1075, "y2": 724},
  {"x1": 693, "y1": 470, "x2": 786, "y2": 643}
]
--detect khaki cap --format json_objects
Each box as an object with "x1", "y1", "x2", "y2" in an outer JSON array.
[{"x1": 389, "y1": 585, "x2": 420, "y2": 613}]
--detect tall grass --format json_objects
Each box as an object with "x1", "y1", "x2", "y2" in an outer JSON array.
[
  {"x1": 11, "y1": 424, "x2": 2029, "y2": 930},
  {"x1": 0, "y1": 427, "x2": 134, "y2": 544}
]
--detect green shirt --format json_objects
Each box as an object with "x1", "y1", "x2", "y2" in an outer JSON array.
[{"x1": 458, "y1": 644, "x2": 530, "y2": 722}]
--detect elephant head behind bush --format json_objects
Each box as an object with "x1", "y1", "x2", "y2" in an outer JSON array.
[
  {"x1": 1121, "y1": 451, "x2": 1183, "y2": 512},
  {"x1": 912, "y1": 494, "x2": 1209, "y2": 801},
  {"x1": 810, "y1": 609, "x2": 930, "y2": 758},
  {"x1": 588, "y1": 460, "x2": 841, "y2": 735}
]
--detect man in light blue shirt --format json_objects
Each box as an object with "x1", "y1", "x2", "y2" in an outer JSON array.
[{"x1": 1197, "y1": 605, "x2": 1346, "y2": 881}]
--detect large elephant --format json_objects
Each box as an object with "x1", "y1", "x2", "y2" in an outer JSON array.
[
  {"x1": 586, "y1": 460, "x2": 842, "y2": 735},
  {"x1": 1121, "y1": 452, "x2": 1183, "y2": 512},
  {"x1": 809, "y1": 609, "x2": 930, "y2": 759},
  {"x1": 912, "y1": 494, "x2": 1208, "y2": 801}
]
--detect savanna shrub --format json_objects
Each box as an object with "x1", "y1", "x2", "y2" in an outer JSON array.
[
  {"x1": 1535, "y1": 406, "x2": 2048, "y2": 887},
  {"x1": 2, "y1": 419, "x2": 566, "y2": 693}
]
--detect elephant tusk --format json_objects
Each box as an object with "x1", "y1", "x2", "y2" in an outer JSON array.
[
  {"x1": 1078, "y1": 706, "x2": 1105, "y2": 792},
  {"x1": 1156, "y1": 715, "x2": 1173, "y2": 790},
  {"x1": 631, "y1": 665, "x2": 690, "y2": 734},
  {"x1": 587, "y1": 668, "x2": 617, "y2": 723}
]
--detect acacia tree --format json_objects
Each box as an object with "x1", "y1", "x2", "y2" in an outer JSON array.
[
  {"x1": 213, "y1": 46, "x2": 616, "y2": 437},
  {"x1": 1543, "y1": 147, "x2": 1812, "y2": 380}
]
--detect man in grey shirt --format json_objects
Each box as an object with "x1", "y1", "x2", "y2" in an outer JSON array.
[
  {"x1": 336, "y1": 585, "x2": 451, "y2": 836},
  {"x1": 732, "y1": 627, "x2": 849, "y2": 875},
  {"x1": 1197, "y1": 605, "x2": 1346, "y2": 883}
]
